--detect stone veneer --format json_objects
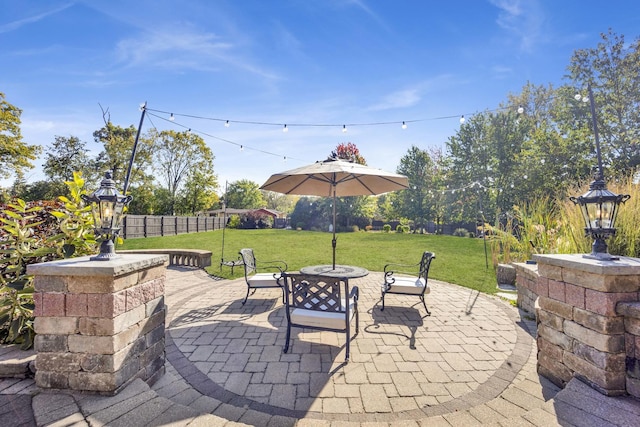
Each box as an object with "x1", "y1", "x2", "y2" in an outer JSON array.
[
  {"x1": 26, "y1": 254, "x2": 169, "y2": 395},
  {"x1": 514, "y1": 254, "x2": 640, "y2": 398}
]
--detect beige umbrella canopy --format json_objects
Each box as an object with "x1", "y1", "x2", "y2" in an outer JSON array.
[{"x1": 260, "y1": 157, "x2": 409, "y2": 269}]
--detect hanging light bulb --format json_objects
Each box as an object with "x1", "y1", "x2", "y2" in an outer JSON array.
[
  {"x1": 283, "y1": 156, "x2": 287, "y2": 162},
  {"x1": 459, "y1": 115, "x2": 465, "y2": 124},
  {"x1": 224, "y1": 120, "x2": 230, "y2": 128},
  {"x1": 239, "y1": 145, "x2": 244, "y2": 152},
  {"x1": 283, "y1": 124, "x2": 288, "y2": 133},
  {"x1": 342, "y1": 125, "x2": 347, "y2": 133},
  {"x1": 169, "y1": 113, "x2": 175, "y2": 121},
  {"x1": 517, "y1": 106, "x2": 524, "y2": 114},
  {"x1": 402, "y1": 121, "x2": 407, "y2": 130}
]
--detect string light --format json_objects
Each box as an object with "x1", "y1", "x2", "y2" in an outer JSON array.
[
  {"x1": 169, "y1": 113, "x2": 175, "y2": 121},
  {"x1": 283, "y1": 124, "x2": 288, "y2": 133},
  {"x1": 146, "y1": 111, "x2": 306, "y2": 164},
  {"x1": 146, "y1": 103, "x2": 527, "y2": 132}
]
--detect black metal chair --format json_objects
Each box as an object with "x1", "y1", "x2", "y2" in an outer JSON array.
[
  {"x1": 280, "y1": 273, "x2": 359, "y2": 362},
  {"x1": 381, "y1": 251, "x2": 435, "y2": 315},
  {"x1": 238, "y1": 248, "x2": 287, "y2": 305}
]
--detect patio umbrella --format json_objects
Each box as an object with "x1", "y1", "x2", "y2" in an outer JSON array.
[{"x1": 260, "y1": 157, "x2": 409, "y2": 269}]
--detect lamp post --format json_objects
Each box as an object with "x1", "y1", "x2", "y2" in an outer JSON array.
[
  {"x1": 569, "y1": 84, "x2": 630, "y2": 260},
  {"x1": 82, "y1": 171, "x2": 132, "y2": 261}
]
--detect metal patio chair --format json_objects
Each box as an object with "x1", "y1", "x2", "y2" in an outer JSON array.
[
  {"x1": 239, "y1": 248, "x2": 287, "y2": 305},
  {"x1": 280, "y1": 272, "x2": 359, "y2": 362},
  {"x1": 381, "y1": 251, "x2": 435, "y2": 315}
]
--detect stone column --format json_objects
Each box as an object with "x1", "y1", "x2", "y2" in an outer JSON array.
[
  {"x1": 534, "y1": 254, "x2": 640, "y2": 396},
  {"x1": 27, "y1": 254, "x2": 169, "y2": 395}
]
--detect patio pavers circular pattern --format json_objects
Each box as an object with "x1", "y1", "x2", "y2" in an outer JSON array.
[{"x1": 165, "y1": 272, "x2": 535, "y2": 423}]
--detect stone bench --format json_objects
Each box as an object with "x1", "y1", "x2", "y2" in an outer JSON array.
[{"x1": 119, "y1": 249, "x2": 212, "y2": 268}]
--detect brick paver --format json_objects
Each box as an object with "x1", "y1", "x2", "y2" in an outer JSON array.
[
  {"x1": 2, "y1": 265, "x2": 639, "y2": 426},
  {"x1": 165, "y1": 270, "x2": 537, "y2": 422}
]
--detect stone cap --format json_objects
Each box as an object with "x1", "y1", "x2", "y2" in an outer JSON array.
[
  {"x1": 533, "y1": 254, "x2": 640, "y2": 276},
  {"x1": 26, "y1": 254, "x2": 168, "y2": 278}
]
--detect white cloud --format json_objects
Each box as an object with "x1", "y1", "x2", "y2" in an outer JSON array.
[
  {"x1": 489, "y1": 0, "x2": 545, "y2": 52},
  {"x1": 367, "y1": 75, "x2": 457, "y2": 111},
  {"x1": 0, "y1": 3, "x2": 73, "y2": 34},
  {"x1": 115, "y1": 25, "x2": 279, "y2": 80}
]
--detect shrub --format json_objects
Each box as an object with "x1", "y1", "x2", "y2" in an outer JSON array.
[
  {"x1": 365, "y1": 225, "x2": 373, "y2": 232},
  {"x1": 227, "y1": 215, "x2": 241, "y2": 228},
  {"x1": 0, "y1": 173, "x2": 97, "y2": 349},
  {"x1": 382, "y1": 224, "x2": 391, "y2": 233},
  {"x1": 453, "y1": 228, "x2": 469, "y2": 237},
  {"x1": 351, "y1": 225, "x2": 359, "y2": 232}
]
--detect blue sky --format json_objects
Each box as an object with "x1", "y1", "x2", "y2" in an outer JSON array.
[{"x1": 2, "y1": 0, "x2": 639, "y2": 191}]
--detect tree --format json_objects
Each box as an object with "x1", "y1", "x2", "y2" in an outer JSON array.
[
  {"x1": 149, "y1": 129, "x2": 216, "y2": 215},
  {"x1": 262, "y1": 191, "x2": 298, "y2": 214},
  {"x1": 566, "y1": 30, "x2": 640, "y2": 177},
  {"x1": 0, "y1": 92, "x2": 41, "y2": 180},
  {"x1": 93, "y1": 122, "x2": 154, "y2": 191},
  {"x1": 43, "y1": 136, "x2": 95, "y2": 192},
  {"x1": 396, "y1": 146, "x2": 437, "y2": 232},
  {"x1": 179, "y1": 168, "x2": 219, "y2": 215},
  {"x1": 225, "y1": 179, "x2": 265, "y2": 209},
  {"x1": 331, "y1": 142, "x2": 366, "y2": 164}
]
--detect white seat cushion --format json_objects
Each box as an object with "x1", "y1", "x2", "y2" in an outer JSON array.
[
  {"x1": 247, "y1": 272, "x2": 281, "y2": 288},
  {"x1": 291, "y1": 298, "x2": 355, "y2": 330},
  {"x1": 387, "y1": 276, "x2": 430, "y2": 295}
]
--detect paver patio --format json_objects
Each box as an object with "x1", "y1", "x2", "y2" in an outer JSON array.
[{"x1": 1, "y1": 265, "x2": 640, "y2": 426}]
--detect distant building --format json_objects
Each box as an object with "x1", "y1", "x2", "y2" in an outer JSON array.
[{"x1": 205, "y1": 208, "x2": 286, "y2": 220}]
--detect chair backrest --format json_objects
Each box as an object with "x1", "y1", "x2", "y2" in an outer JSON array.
[
  {"x1": 283, "y1": 273, "x2": 347, "y2": 313},
  {"x1": 418, "y1": 251, "x2": 436, "y2": 282},
  {"x1": 239, "y1": 248, "x2": 257, "y2": 276}
]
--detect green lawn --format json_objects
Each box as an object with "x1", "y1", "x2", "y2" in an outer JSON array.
[{"x1": 120, "y1": 229, "x2": 499, "y2": 294}]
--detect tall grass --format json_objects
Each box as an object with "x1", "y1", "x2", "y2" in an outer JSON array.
[{"x1": 488, "y1": 175, "x2": 639, "y2": 263}]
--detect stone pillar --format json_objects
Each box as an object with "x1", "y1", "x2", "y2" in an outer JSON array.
[
  {"x1": 534, "y1": 254, "x2": 640, "y2": 396},
  {"x1": 27, "y1": 254, "x2": 169, "y2": 395}
]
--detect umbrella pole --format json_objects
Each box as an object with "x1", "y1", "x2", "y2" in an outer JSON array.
[{"x1": 332, "y1": 188, "x2": 337, "y2": 270}]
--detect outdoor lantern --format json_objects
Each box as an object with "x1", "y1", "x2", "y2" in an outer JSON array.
[
  {"x1": 570, "y1": 172, "x2": 629, "y2": 260},
  {"x1": 569, "y1": 84, "x2": 630, "y2": 260},
  {"x1": 82, "y1": 171, "x2": 132, "y2": 261}
]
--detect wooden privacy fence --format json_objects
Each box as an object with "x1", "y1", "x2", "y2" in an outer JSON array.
[{"x1": 122, "y1": 215, "x2": 226, "y2": 239}]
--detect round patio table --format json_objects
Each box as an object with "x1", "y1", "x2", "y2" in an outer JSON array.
[{"x1": 299, "y1": 264, "x2": 369, "y2": 278}]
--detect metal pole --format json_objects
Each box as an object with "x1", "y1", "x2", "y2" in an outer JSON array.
[
  {"x1": 477, "y1": 185, "x2": 489, "y2": 270},
  {"x1": 221, "y1": 181, "x2": 228, "y2": 267},
  {"x1": 587, "y1": 84, "x2": 604, "y2": 179},
  {"x1": 123, "y1": 102, "x2": 147, "y2": 195},
  {"x1": 332, "y1": 187, "x2": 337, "y2": 270}
]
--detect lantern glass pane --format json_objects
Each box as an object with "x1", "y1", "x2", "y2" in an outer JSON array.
[
  {"x1": 601, "y1": 201, "x2": 614, "y2": 228},
  {"x1": 585, "y1": 203, "x2": 600, "y2": 229},
  {"x1": 98, "y1": 200, "x2": 116, "y2": 229}
]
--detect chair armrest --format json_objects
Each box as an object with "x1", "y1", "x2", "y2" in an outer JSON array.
[
  {"x1": 258, "y1": 260, "x2": 288, "y2": 273},
  {"x1": 349, "y1": 286, "x2": 359, "y2": 301}
]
